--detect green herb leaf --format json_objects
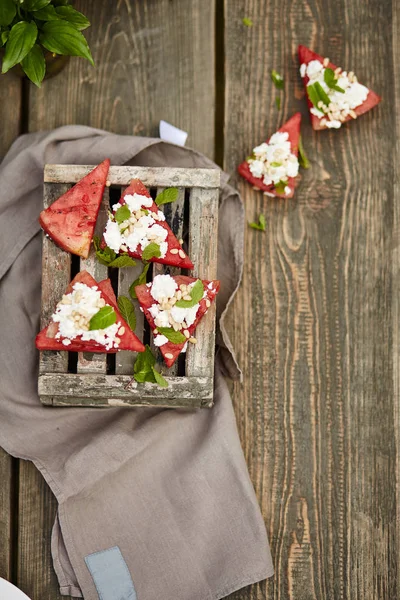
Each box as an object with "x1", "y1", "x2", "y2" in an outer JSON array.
[
  {"x1": 306, "y1": 83, "x2": 320, "y2": 109},
  {"x1": 275, "y1": 96, "x2": 281, "y2": 110},
  {"x1": 274, "y1": 180, "x2": 288, "y2": 195},
  {"x1": 133, "y1": 344, "x2": 156, "y2": 383},
  {"x1": 108, "y1": 254, "x2": 136, "y2": 268},
  {"x1": 156, "y1": 327, "x2": 187, "y2": 344},
  {"x1": 21, "y1": 44, "x2": 45, "y2": 87},
  {"x1": 314, "y1": 81, "x2": 331, "y2": 106},
  {"x1": 39, "y1": 20, "x2": 94, "y2": 66},
  {"x1": 324, "y1": 67, "x2": 345, "y2": 93},
  {"x1": 242, "y1": 17, "x2": 253, "y2": 26},
  {"x1": 93, "y1": 235, "x2": 116, "y2": 266},
  {"x1": 33, "y1": 5, "x2": 60, "y2": 20},
  {"x1": 55, "y1": 6, "x2": 90, "y2": 30},
  {"x1": 249, "y1": 214, "x2": 266, "y2": 231},
  {"x1": 298, "y1": 135, "x2": 310, "y2": 169},
  {"x1": 23, "y1": 0, "x2": 51, "y2": 10},
  {"x1": 271, "y1": 69, "x2": 284, "y2": 90},
  {"x1": 89, "y1": 305, "x2": 117, "y2": 331},
  {"x1": 129, "y1": 263, "x2": 150, "y2": 299},
  {"x1": 117, "y1": 296, "x2": 136, "y2": 331},
  {"x1": 175, "y1": 279, "x2": 204, "y2": 308},
  {"x1": 155, "y1": 187, "x2": 179, "y2": 206},
  {"x1": 1, "y1": 31, "x2": 10, "y2": 47},
  {"x1": 142, "y1": 242, "x2": 161, "y2": 261},
  {"x1": 270, "y1": 162, "x2": 282, "y2": 167},
  {"x1": 114, "y1": 204, "x2": 130, "y2": 224},
  {"x1": 151, "y1": 366, "x2": 168, "y2": 387},
  {"x1": 2, "y1": 21, "x2": 38, "y2": 74},
  {"x1": 0, "y1": 0, "x2": 16, "y2": 27}
]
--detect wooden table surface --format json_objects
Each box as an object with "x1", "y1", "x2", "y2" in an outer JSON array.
[{"x1": 0, "y1": 1, "x2": 398, "y2": 599}]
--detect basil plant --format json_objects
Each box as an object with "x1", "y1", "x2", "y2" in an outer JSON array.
[{"x1": 0, "y1": 0, "x2": 93, "y2": 87}]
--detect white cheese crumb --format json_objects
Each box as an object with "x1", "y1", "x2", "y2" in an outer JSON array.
[
  {"x1": 62, "y1": 339, "x2": 71, "y2": 346},
  {"x1": 170, "y1": 304, "x2": 199, "y2": 327},
  {"x1": 104, "y1": 220, "x2": 123, "y2": 253},
  {"x1": 248, "y1": 129, "x2": 299, "y2": 187},
  {"x1": 154, "y1": 334, "x2": 168, "y2": 347},
  {"x1": 207, "y1": 282, "x2": 213, "y2": 290},
  {"x1": 150, "y1": 274, "x2": 178, "y2": 301},
  {"x1": 284, "y1": 186, "x2": 291, "y2": 196},
  {"x1": 124, "y1": 193, "x2": 153, "y2": 212},
  {"x1": 300, "y1": 63, "x2": 306, "y2": 77},
  {"x1": 325, "y1": 120, "x2": 342, "y2": 128}
]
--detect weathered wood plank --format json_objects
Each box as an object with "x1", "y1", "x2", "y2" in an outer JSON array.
[
  {"x1": 44, "y1": 166, "x2": 220, "y2": 188},
  {"x1": 39, "y1": 374, "x2": 213, "y2": 407},
  {"x1": 77, "y1": 190, "x2": 109, "y2": 374},
  {"x1": 0, "y1": 71, "x2": 21, "y2": 586},
  {"x1": 223, "y1": 1, "x2": 396, "y2": 599},
  {"x1": 186, "y1": 187, "x2": 219, "y2": 378}
]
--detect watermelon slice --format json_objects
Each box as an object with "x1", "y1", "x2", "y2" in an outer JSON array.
[
  {"x1": 36, "y1": 270, "x2": 145, "y2": 353},
  {"x1": 135, "y1": 274, "x2": 220, "y2": 368},
  {"x1": 39, "y1": 159, "x2": 110, "y2": 258},
  {"x1": 298, "y1": 45, "x2": 381, "y2": 130},
  {"x1": 101, "y1": 179, "x2": 194, "y2": 269},
  {"x1": 237, "y1": 113, "x2": 301, "y2": 198}
]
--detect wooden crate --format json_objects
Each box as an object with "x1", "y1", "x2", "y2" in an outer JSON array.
[{"x1": 38, "y1": 165, "x2": 220, "y2": 408}]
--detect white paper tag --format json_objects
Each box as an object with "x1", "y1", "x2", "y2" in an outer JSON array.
[{"x1": 159, "y1": 120, "x2": 188, "y2": 146}]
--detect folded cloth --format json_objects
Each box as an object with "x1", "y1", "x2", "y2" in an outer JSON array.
[{"x1": 0, "y1": 126, "x2": 273, "y2": 600}]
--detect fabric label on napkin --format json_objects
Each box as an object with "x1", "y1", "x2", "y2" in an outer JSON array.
[{"x1": 85, "y1": 546, "x2": 137, "y2": 600}]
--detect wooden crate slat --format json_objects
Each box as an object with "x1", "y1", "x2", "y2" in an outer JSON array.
[
  {"x1": 150, "y1": 186, "x2": 185, "y2": 375},
  {"x1": 44, "y1": 166, "x2": 220, "y2": 188},
  {"x1": 39, "y1": 374, "x2": 213, "y2": 407},
  {"x1": 77, "y1": 189, "x2": 109, "y2": 374},
  {"x1": 185, "y1": 187, "x2": 219, "y2": 378},
  {"x1": 115, "y1": 264, "x2": 144, "y2": 375},
  {"x1": 39, "y1": 183, "x2": 71, "y2": 375}
]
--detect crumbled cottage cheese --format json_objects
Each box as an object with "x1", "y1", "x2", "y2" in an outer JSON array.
[
  {"x1": 103, "y1": 194, "x2": 169, "y2": 257},
  {"x1": 52, "y1": 282, "x2": 122, "y2": 350},
  {"x1": 300, "y1": 59, "x2": 369, "y2": 128},
  {"x1": 148, "y1": 275, "x2": 207, "y2": 347},
  {"x1": 247, "y1": 131, "x2": 299, "y2": 194}
]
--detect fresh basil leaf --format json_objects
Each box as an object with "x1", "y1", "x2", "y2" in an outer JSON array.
[
  {"x1": 151, "y1": 366, "x2": 168, "y2": 387},
  {"x1": 142, "y1": 242, "x2": 161, "y2": 261},
  {"x1": 249, "y1": 214, "x2": 266, "y2": 231},
  {"x1": 155, "y1": 187, "x2": 179, "y2": 206},
  {"x1": 89, "y1": 305, "x2": 117, "y2": 330},
  {"x1": 298, "y1": 135, "x2": 310, "y2": 169},
  {"x1": 23, "y1": 0, "x2": 51, "y2": 10},
  {"x1": 33, "y1": 5, "x2": 60, "y2": 20},
  {"x1": 156, "y1": 327, "x2": 187, "y2": 344},
  {"x1": 21, "y1": 44, "x2": 45, "y2": 87},
  {"x1": 2, "y1": 22, "x2": 38, "y2": 74},
  {"x1": 314, "y1": 81, "x2": 331, "y2": 107},
  {"x1": 175, "y1": 279, "x2": 204, "y2": 308},
  {"x1": 39, "y1": 20, "x2": 94, "y2": 66},
  {"x1": 270, "y1": 162, "x2": 282, "y2": 167},
  {"x1": 1, "y1": 31, "x2": 10, "y2": 47},
  {"x1": 117, "y1": 296, "x2": 136, "y2": 331},
  {"x1": 108, "y1": 254, "x2": 136, "y2": 268},
  {"x1": 0, "y1": 0, "x2": 16, "y2": 27},
  {"x1": 275, "y1": 96, "x2": 281, "y2": 110},
  {"x1": 274, "y1": 180, "x2": 288, "y2": 195},
  {"x1": 55, "y1": 6, "x2": 90, "y2": 30},
  {"x1": 306, "y1": 83, "x2": 320, "y2": 109},
  {"x1": 242, "y1": 17, "x2": 253, "y2": 26},
  {"x1": 324, "y1": 67, "x2": 345, "y2": 93},
  {"x1": 133, "y1": 344, "x2": 156, "y2": 383},
  {"x1": 93, "y1": 235, "x2": 116, "y2": 265},
  {"x1": 114, "y1": 204, "x2": 130, "y2": 224},
  {"x1": 129, "y1": 262, "x2": 150, "y2": 299},
  {"x1": 271, "y1": 69, "x2": 284, "y2": 90}
]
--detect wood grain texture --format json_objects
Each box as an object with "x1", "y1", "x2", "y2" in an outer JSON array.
[
  {"x1": 0, "y1": 72, "x2": 21, "y2": 584},
  {"x1": 29, "y1": 0, "x2": 215, "y2": 158},
  {"x1": 223, "y1": 1, "x2": 397, "y2": 599}
]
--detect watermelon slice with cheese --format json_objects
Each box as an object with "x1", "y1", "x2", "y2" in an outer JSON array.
[
  {"x1": 298, "y1": 45, "x2": 381, "y2": 130},
  {"x1": 39, "y1": 159, "x2": 110, "y2": 258},
  {"x1": 135, "y1": 274, "x2": 220, "y2": 368},
  {"x1": 237, "y1": 113, "x2": 301, "y2": 198},
  {"x1": 101, "y1": 179, "x2": 194, "y2": 269},
  {"x1": 36, "y1": 270, "x2": 144, "y2": 353}
]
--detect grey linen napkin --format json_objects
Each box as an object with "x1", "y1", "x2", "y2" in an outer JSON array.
[{"x1": 0, "y1": 126, "x2": 273, "y2": 600}]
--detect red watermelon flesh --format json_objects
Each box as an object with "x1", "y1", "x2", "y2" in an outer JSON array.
[
  {"x1": 135, "y1": 275, "x2": 220, "y2": 368},
  {"x1": 298, "y1": 45, "x2": 381, "y2": 130},
  {"x1": 39, "y1": 159, "x2": 110, "y2": 258},
  {"x1": 102, "y1": 179, "x2": 194, "y2": 269},
  {"x1": 237, "y1": 112, "x2": 301, "y2": 198},
  {"x1": 35, "y1": 270, "x2": 145, "y2": 353}
]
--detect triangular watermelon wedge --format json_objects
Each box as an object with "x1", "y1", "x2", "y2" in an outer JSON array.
[
  {"x1": 102, "y1": 179, "x2": 194, "y2": 269},
  {"x1": 36, "y1": 270, "x2": 145, "y2": 353},
  {"x1": 237, "y1": 113, "x2": 301, "y2": 198},
  {"x1": 298, "y1": 45, "x2": 381, "y2": 130},
  {"x1": 135, "y1": 274, "x2": 220, "y2": 368},
  {"x1": 39, "y1": 159, "x2": 110, "y2": 258}
]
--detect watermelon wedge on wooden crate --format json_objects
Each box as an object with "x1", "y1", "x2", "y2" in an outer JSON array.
[
  {"x1": 238, "y1": 113, "x2": 301, "y2": 198},
  {"x1": 39, "y1": 159, "x2": 110, "y2": 258},
  {"x1": 298, "y1": 45, "x2": 381, "y2": 130}
]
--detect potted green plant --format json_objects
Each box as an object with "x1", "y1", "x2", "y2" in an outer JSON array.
[{"x1": 0, "y1": 0, "x2": 93, "y2": 87}]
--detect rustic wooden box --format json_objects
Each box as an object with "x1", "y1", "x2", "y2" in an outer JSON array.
[{"x1": 39, "y1": 165, "x2": 220, "y2": 408}]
